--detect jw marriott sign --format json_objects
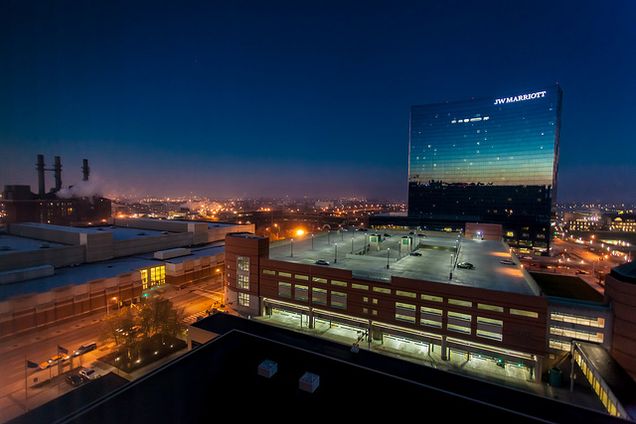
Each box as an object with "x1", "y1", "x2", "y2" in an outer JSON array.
[{"x1": 494, "y1": 90, "x2": 547, "y2": 105}]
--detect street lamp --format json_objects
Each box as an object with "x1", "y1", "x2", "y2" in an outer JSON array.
[
  {"x1": 107, "y1": 296, "x2": 118, "y2": 315},
  {"x1": 386, "y1": 247, "x2": 390, "y2": 269},
  {"x1": 290, "y1": 238, "x2": 294, "y2": 257},
  {"x1": 334, "y1": 243, "x2": 338, "y2": 263},
  {"x1": 311, "y1": 233, "x2": 314, "y2": 250},
  {"x1": 449, "y1": 254, "x2": 454, "y2": 280}
]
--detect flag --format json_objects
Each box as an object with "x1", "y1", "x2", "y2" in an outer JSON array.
[
  {"x1": 26, "y1": 360, "x2": 39, "y2": 369},
  {"x1": 58, "y1": 345, "x2": 68, "y2": 355}
]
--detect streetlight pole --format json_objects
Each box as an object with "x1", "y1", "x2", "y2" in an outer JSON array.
[
  {"x1": 334, "y1": 243, "x2": 338, "y2": 263},
  {"x1": 311, "y1": 234, "x2": 314, "y2": 250},
  {"x1": 290, "y1": 239, "x2": 294, "y2": 257},
  {"x1": 449, "y1": 254, "x2": 454, "y2": 280},
  {"x1": 386, "y1": 247, "x2": 390, "y2": 269},
  {"x1": 351, "y1": 234, "x2": 354, "y2": 254}
]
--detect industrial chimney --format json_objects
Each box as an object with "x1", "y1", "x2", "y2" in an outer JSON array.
[
  {"x1": 82, "y1": 159, "x2": 90, "y2": 181},
  {"x1": 54, "y1": 156, "x2": 62, "y2": 192},
  {"x1": 36, "y1": 154, "x2": 45, "y2": 196}
]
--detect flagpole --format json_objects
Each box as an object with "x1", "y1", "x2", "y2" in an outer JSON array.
[{"x1": 24, "y1": 356, "x2": 28, "y2": 413}]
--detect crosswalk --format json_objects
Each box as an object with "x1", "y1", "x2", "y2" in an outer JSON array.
[{"x1": 182, "y1": 310, "x2": 215, "y2": 325}]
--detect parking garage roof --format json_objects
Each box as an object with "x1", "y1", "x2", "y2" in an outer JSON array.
[{"x1": 268, "y1": 230, "x2": 540, "y2": 296}]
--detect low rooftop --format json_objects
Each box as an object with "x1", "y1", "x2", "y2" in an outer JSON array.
[
  {"x1": 268, "y1": 229, "x2": 540, "y2": 296},
  {"x1": 11, "y1": 222, "x2": 176, "y2": 240},
  {"x1": 0, "y1": 256, "x2": 161, "y2": 301},
  {"x1": 530, "y1": 272, "x2": 605, "y2": 303},
  {"x1": 0, "y1": 233, "x2": 67, "y2": 254}
]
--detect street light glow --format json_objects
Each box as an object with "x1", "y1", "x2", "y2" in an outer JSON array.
[{"x1": 295, "y1": 228, "x2": 305, "y2": 237}]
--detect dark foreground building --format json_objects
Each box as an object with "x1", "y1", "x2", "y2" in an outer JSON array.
[
  {"x1": 407, "y1": 85, "x2": 562, "y2": 252},
  {"x1": 31, "y1": 313, "x2": 623, "y2": 423}
]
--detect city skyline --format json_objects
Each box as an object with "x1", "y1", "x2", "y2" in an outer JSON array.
[{"x1": 2, "y1": 1, "x2": 635, "y2": 202}]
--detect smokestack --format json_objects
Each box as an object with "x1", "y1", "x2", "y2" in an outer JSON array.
[
  {"x1": 36, "y1": 154, "x2": 45, "y2": 196},
  {"x1": 82, "y1": 159, "x2": 90, "y2": 181},
  {"x1": 54, "y1": 156, "x2": 62, "y2": 192}
]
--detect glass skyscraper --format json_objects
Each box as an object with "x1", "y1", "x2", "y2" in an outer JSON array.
[{"x1": 408, "y1": 85, "x2": 562, "y2": 251}]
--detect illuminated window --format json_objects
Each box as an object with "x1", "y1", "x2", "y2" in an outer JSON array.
[
  {"x1": 448, "y1": 299, "x2": 472, "y2": 308},
  {"x1": 421, "y1": 294, "x2": 443, "y2": 303},
  {"x1": 238, "y1": 292, "x2": 250, "y2": 307},
  {"x1": 373, "y1": 287, "x2": 391, "y2": 294},
  {"x1": 550, "y1": 312, "x2": 605, "y2": 328},
  {"x1": 312, "y1": 277, "x2": 327, "y2": 284},
  {"x1": 237, "y1": 274, "x2": 249, "y2": 290},
  {"x1": 262, "y1": 269, "x2": 276, "y2": 275},
  {"x1": 421, "y1": 306, "x2": 442, "y2": 316},
  {"x1": 549, "y1": 339, "x2": 570, "y2": 351},
  {"x1": 140, "y1": 269, "x2": 148, "y2": 290},
  {"x1": 294, "y1": 285, "x2": 309, "y2": 302},
  {"x1": 550, "y1": 326, "x2": 604, "y2": 343},
  {"x1": 477, "y1": 316, "x2": 502, "y2": 326},
  {"x1": 352, "y1": 283, "x2": 368, "y2": 290},
  {"x1": 362, "y1": 307, "x2": 369, "y2": 314},
  {"x1": 476, "y1": 329, "x2": 502, "y2": 341},
  {"x1": 396, "y1": 290, "x2": 416, "y2": 298},
  {"x1": 331, "y1": 280, "x2": 348, "y2": 287},
  {"x1": 278, "y1": 282, "x2": 292, "y2": 298},
  {"x1": 278, "y1": 272, "x2": 292, "y2": 278},
  {"x1": 237, "y1": 256, "x2": 250, "y2": 272},
  {"x1": 372, "y1": 310, "x2": 378, "y2": 316},
  {"x1": 510, "y1": 308, "x2": 538, "y2": 318},
  {"x1": 312, "y1": 288, "x2": 327, "y2": 305},
  {"x1": 362, "y1": 296, "x2": 369, "y2": 303},
  {"x1": 295, "y1": 274, "x2": 309, "y2": 280},
  {"x1": 372, "y1": 298, "x2": 379, "y2": 305},
  {"x1": 448, "y1": 311, "x2": 472, "y2": 321},
  {"x1": 448, "y1": 324, "x2": 471, "y2": 334},
  {"x1": 330, "y1": 291, "x2": 347, "y2": 309},
  {"x1": 478, "y1": 303, "x2": 504, "y2": 313},
  {"x1": 421, "y1": 319, "x2": 442, "y2": 328}
]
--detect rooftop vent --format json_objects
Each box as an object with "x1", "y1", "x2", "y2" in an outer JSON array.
[
  {"x1": 257, "y1": 360, "x2": 278, "y2": 379},
  {"x1": 298, "y1": 372, "x2": 320, "y2": 393}
]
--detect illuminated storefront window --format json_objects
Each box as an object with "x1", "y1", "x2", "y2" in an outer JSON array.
[{"x1": 140, "y1": 265, "x2": 165, "y2": 290}]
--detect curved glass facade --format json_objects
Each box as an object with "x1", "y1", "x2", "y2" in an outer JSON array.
[{"x1": 408, "y1": 85, "x2": 562, "y2": 249}]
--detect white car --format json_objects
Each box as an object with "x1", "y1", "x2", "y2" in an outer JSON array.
[{"x1": 79, "y1": 367, "x2": 99, "y2": 380}]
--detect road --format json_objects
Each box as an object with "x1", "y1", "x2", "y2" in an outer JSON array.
[{"x1": 0, "y1": 277, "x2": 223, "y2": 423}]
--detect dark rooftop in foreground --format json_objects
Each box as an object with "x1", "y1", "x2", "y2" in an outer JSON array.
[
  {"x1": 610, "y1": 260, "x2": 636, "y2": 284},
  {"x1": 530, "y1": 272, "x2": 605, "y2": 303},
  {"x1": 55, "y1": 313, "x2": 620, "y2": 423}
]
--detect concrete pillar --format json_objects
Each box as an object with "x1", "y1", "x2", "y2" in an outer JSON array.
[
  {"x1": 535, "y1": 356, "x2": 543, "y2": 383},
  {"x1": 441, "y1": 337, "x2": 448, "y2": 361},
  {"x1": 308, "y1": 310, "x2": 314, "y2": 329}
]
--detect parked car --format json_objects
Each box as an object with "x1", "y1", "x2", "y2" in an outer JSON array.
[
  {"x1": 383, "y1": 233, "x2": 392, "y2": 237},
  {"x1": 499, "y1": 259, "x2": 515, "y2": 265},
  {"x1": 73, "y1": 342, "x2": 97, "y2": 357},
  {"x1": 314, "y1": 259, "x2": 330, "y2": 266},
  {"x1": 409, "y1": 252, "x2": 422, "y2": 256},
  {"x1": 417, "y1": 233, "x2": 426, "y2": 237},
  {"x1": 38, "y1": 361, "x2": 50, "y2": 370},
  {"x1": 65, "y1": 374, "x2": 84, "y2": 387},
  {"x1": 79, "y1": 368, "x2": 99, "y2": 380},
  {"x1": 457, "y1": 262, "x2": 475, "y2": 269},
  {"x1": 576, "y1": 269, "x2": 590, "y2": 275}
]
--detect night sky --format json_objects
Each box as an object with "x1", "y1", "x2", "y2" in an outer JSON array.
[{"x1": 1, "y1": 0, "x2": 635, "y2": 201}]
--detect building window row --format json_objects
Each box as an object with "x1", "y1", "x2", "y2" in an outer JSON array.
[
  {"x1": 550, "y1": 312, "x2": 605, "y2": 329},
  {"x1": 549, "y1": 339, "x2": 570, "y2": 351},
  {"x1": 550, "y1": 326, "x2": 604, "y2": 343}
]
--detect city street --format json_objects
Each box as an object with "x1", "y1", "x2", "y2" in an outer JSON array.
[{"x1": 0, "y1": 277, "x2": 223, "y2": 423}]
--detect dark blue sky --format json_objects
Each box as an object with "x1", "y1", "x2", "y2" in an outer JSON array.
[{"x1": 1, "y1": 0, "x2": 635, "y2": 201}]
